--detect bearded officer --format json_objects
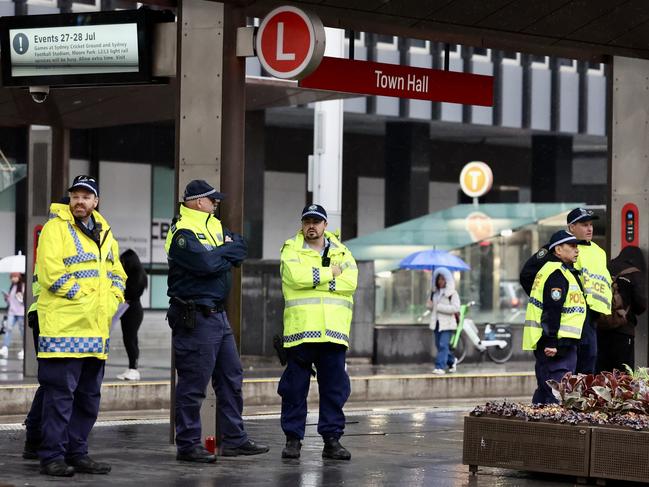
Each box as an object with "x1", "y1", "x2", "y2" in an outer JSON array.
[
  {"x1": 36, "y1": 176, "x2": 126, "y2": 476},
  {"x1": 279, "y1": 204, "x2": 358, "y2": 460},
  {"x1": 523, "y1": 230, "x2": 587, "y2": 404},
  {"x1": 165, "y1": 180, "x2": 268, "y2": 463}
]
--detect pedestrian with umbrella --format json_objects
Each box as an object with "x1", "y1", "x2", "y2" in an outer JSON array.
[{"x1": 400, "y1": 250, "x2": 469, "y2": 375}]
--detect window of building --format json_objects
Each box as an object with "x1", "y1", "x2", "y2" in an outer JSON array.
[
  {"x1": 472, "y1": 47, "x2": 491, "y2": 61},
  {"x1": 558, "y1": 58, "x2": 577, "y2": 72},
  {"x1": 502, "y1": 50, "x2": 521, "y2": 65},
  {"x1": 344, "y1": 30, "x2": 365, "y2": 48},
  {"x1": 587, "y1": 61, "x2": 605, "y2": 75},
  {"x1": 71, "y1": 0, "x2": 100, "y2": 12},
  {"x1": 409, "y1": 38, "x2": 430, "y2": 54},
  {"x1": 530, "y1": 55, "x2": 549, "y2": 68},
  {"x1": 376, "y1": 34, "x2": 398, "y2": 50}
]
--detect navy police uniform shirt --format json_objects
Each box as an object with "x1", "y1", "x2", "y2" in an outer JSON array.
[{"x1": 167, "y1": 225, "x2": 247, "y2": 306}]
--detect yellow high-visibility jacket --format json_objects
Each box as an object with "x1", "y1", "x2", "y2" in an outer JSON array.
[
  {"x1": 280, "y1": 230, "x2": 358, "y2": 348},
  {"x1": 523, "y1": 261, "x2": 586, "y2": 350},
  {"x1": 29, "y1": 202, "x2": 69, "y2": 315},
  {"x1": 575, "y1": 241, "x2": 612, "y2": 315},
  {"x1": 36, "y1": 205, "x2": 126, "y2": 359}
]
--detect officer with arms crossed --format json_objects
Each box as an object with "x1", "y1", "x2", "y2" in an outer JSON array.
[
  {"x1": 567, "y1": 208, "x2": 612, "y2": 374},
  {"x1": 36, "y1": 176, "x2": 126, "y2": 476},
  {"x1": 524, "y1": 230, "x2": 587, "y2": 404},
  {"x1": 279, "y1": 204, "x2": 358, "y2": 460},
  {"x1": 165, "y1": 180, "x2": 268, "y2": 463}
]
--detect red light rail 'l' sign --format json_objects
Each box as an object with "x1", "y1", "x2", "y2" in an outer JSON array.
[{"x1": 255, "y1": 6, "x2": 325, "y2": 80}]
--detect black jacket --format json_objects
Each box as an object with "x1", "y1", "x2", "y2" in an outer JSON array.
[{"x1": 607, "y1": 246, "x2": 647, "y2": 336}]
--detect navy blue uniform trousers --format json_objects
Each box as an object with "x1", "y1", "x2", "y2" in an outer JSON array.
[
  {"x1": 37, "y1": 357, "x2": 105, "y2": 465},
  {"x1": 532, "y1": 345, "x2": 577, "y2": 404},
  {"x1": 278, "y1": 343, "x2": 351, "y2": 440},
  {"x1": 169, "y1": 306, "x2": 247, "y2": 453}
]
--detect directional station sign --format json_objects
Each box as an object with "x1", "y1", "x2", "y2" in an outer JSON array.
[
  {"x1": 255, "y1": 6, "x2": 326, "y2": 80},
  {"x1": 300, "y1": 57, "x2": 493, "y2": 106}
]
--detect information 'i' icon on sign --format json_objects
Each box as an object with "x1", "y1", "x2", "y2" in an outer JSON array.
[{"x1": 12, "y1": 33, "x2": 29, "y2": 55}]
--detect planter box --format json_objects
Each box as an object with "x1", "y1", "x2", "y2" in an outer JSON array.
[
  {"x1": 463, "y1": 416, "x2": 591, "y2": 478},
  {"x1": 590, "y1": 426, "x2": 649, "y2": 483}
]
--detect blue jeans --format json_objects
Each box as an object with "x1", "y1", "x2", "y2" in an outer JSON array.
[
  {"x1": 2, "y1": 314, "x2": 24, "y2": 348},
  {"x1": 434, "y1": 326, "x2": 456, "y2": 370}
]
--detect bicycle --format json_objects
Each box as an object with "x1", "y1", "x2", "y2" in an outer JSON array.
[{"x1": 449, "y1": 301, "x2": 514, "y2": 364}]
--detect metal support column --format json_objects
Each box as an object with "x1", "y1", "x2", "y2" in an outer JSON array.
[
  {"x1": 24, "y1": 126, "x2": 54, "y2": 377},
  {"x1": 609, "y1": 57, "x2": 649, "y2": 367},
  {"x1": 172, "y1": 0, "x2": 224, "y2": 447},
  {"x1": 172, "y1": 0, "x2": 246, "y2": 449}
]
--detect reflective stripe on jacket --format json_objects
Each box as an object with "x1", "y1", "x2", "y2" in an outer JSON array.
[
  {"x1": 523, "y1": 261, "x2": 586, "y2": 350},
  {"x1": 36, "y1": 205, "x2": 126, "y2": 359},
  {"x1": 280, "y1": 230, "x2": 358, "y2": 348},
  {"x1": 575, "y1": 241, "x2": 612, "y2": 315}
]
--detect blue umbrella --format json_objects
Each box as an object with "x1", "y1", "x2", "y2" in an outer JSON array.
[{"x1": 399, "y1": 249, "x2": 470, "y2": 271}]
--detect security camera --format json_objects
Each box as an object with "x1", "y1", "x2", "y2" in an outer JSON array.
[{"x1": 29, "y1": 86, "x2": 50, "y2": 104}]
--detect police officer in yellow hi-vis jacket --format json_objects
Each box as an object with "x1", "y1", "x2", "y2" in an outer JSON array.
[
  {"x1": 279, "y1": 204, "x2": 358, "y2": 460},
  {"x1": 36, "y1": 176, "x2": 126, "y2": 476},
  {"x1": 523, "y1": 230, "x2": 586, "y2": 404},
  {"x1": 567, "y1": 207, "x2": 612, "y2": 374}
]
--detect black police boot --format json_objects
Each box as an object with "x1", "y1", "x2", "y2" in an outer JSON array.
[
  {"x1": 322, "y1": 438, "x2": 351, "y2": 460},
  {"x1": 66, "y1": 455, "x2": 111, "y2": 474},
  {"x1": 22, "y1": 440, "x2": 39, "y2": 460},
  {"x1": 40, "y1": 460, "x2": 74, "y2": 477},
  {"x1": 281, "y1": 438, "x2": 302, "y2": 459},
  {"x1": 221, "y1": 439, "x2": 270, "y2": 457},
  {"x1": 176, "y1": 445, "x2": 216, "y2": 463}
]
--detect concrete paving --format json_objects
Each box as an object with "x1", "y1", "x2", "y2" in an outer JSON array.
[{"x1": 0, "y1": 403, "x2": 596, "y2": 487}]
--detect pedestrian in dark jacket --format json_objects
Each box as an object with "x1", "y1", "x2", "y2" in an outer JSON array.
[
  {"x1": 116, "y1": 249, "x2": 148, "y2": 381},
  {"x1": 597, "y1": 246, "x2": 647, "y2": 372}
]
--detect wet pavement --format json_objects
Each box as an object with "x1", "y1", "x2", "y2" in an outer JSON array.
[{"x1": 0, "y1": 404, "x2": 613, "y2": 487}]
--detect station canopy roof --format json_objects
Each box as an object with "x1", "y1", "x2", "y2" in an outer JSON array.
[
  {"x1": 241, "y1": 0, "x2": 649, "y2": 61},
  {"x1": 344, "y1": 202, "x2": 579, "y2": 273}
]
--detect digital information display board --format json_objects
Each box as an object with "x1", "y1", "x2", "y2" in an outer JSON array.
[
  {"x1": 10, "y1": 23, "x2": 139, "y2": 77},
  {"x1": 0, "y1": 9, "x2": 173, "y2": 87}
]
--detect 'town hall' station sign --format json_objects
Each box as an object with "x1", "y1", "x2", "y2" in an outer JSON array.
[{"x1": 252, "y1": 5, "x2": 493, "y2": 106}]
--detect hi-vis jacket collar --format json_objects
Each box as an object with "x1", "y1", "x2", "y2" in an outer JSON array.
[{"x1": 179, "y1": 204, "x2": 217, "y2": 224}]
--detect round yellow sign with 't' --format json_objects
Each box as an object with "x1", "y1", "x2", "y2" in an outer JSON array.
[{"x1": 459, "y1": 161, "x2": 493, "y2": 198}]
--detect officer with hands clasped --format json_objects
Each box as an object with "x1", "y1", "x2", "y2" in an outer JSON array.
[
  {"x1": 279, "y1": 204, "x2": 358, "y2": 460},
  {"x1": 165, "y1": 180, "x2": 269, "y2": 463},
  {"x1": 36, "y1": 176, "x2": 126, "y2": 476},
  {"x1": 567, "y1": 208, "x2": 612, "y2": 374},
  {"x1": 523, "y1": 230, "x2": 587, "y2": 404}
]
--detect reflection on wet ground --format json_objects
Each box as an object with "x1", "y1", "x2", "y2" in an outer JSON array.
[{"x1": 0, "y1": 408, "x2": 586, "y2": 486}]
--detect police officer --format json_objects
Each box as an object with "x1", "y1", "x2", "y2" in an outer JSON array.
[
  {"x1": 165, "y1": 180, "x2": 268, "y2": 463},
  {"x1": 523, "y1": 230, "x2": 586, "y2": 404},
  {"x1": 36, "y1": 176, "x2": 126, "y2": 476},
  {"x1": 567, "y1": 208, "x2": 612, "y2": 374},
  {"x1": 23, "y1": 197, "x2": 70, "y2": 461},
  {"x1": 279, "y1": 204, "x2": 358, "y2": 460}
]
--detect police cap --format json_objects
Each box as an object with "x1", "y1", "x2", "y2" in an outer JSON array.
[
  {"x1": 567, "y1": 207, "x2": 599, "y2": 225},
  {"x1": 183, "y1": 180, "x2": 224, "y2": 202},
  {"x1": 301, "y1": 204, "x2": 327, "y2": 222}
]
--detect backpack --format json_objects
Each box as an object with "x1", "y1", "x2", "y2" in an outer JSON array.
[
  {"x1": 520, "y1": 247, "x2": 550, "y2": 296},
  {"x1": 596, "y1": 266, "x2": 640, "y2": 330}
]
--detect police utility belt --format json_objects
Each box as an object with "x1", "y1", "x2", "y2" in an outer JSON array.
[{"x1": 170, "y1": 296, "x2": 225, "y2": 329}]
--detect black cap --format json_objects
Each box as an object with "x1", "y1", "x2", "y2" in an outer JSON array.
[
  {"x1": 68, "y1": 175, "x2": 98, "y2": 196},
  {"x1": 183, "y1": 180, "x2": 224, "y2": 202},
  {"x1": 301, "y1": 204, "x2": 327, "y2": 221},
  {"x1": 567, "y1": 207, "x2": 599, "y2": 225},
  {"x1": 547, "y1": 230, "x2": 580, "y2": 250}
]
